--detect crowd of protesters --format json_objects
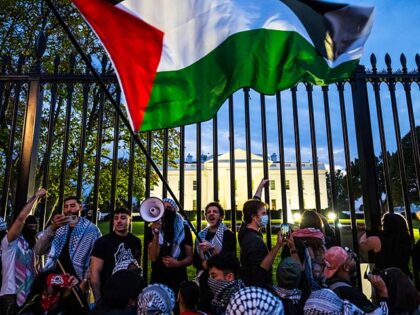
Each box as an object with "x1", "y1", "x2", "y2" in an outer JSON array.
[{"x1": 0, "y1": 180, "x2": 420, "y2": 315}]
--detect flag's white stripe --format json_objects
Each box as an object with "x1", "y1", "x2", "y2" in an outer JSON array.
[{"x1": 118, "y1": 0, "x2": 369, "y2": 72}]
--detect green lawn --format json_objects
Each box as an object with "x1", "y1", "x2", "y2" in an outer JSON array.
[{"x1": 98, "y1": 219, "x2": 420, "y2": 281}]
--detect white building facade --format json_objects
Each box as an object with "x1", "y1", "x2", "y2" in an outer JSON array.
[{"x1": 151, "y1": 149, "x2": 328, "y2": 212}]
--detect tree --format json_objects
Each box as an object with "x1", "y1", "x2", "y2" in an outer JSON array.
[{"x1": 0, "y1": 1, "x2": 180, "y2": 219}]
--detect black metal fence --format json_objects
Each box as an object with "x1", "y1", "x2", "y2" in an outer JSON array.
[{"x1": 1, "y1": 50, "x2": 419, "y2": 281}]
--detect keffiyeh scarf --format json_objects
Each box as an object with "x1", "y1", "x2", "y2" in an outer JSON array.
[
  {"x1": 196, "y1": 222, "x2": 227, "y2": 259},
  {"x1": 137, "y1": 283, "x2": 175, "y2": 315},
  {"x1": 207, "y1": 278, "x2": 245, "y2": 310},
  {"x1": 159, "y1": 212, "x2": 185, "y2": 259},
  {"x1": 226, "y1": 286, "x2": 284, "y2": 315},
  {"x1": 303, "y1": 289, "x2": 364, "y2": 315},
  {"x1": 273, "y1": 286, "x2": 302, "y2": 304},
  {"x1": 43, "y1": 217, "x2": 101, "y2": 279}
]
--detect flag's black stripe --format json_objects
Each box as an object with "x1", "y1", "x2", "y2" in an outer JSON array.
[{"x1": 107, "y1": 0, "x2": 124, "y2": 4}]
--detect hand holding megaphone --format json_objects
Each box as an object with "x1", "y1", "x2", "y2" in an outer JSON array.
[{"x1": 140, "y1": 197, "x2": 165, "y2": 234}]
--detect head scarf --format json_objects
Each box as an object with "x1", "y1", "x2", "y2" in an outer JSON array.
[
  {"x1": 137, "y1": 284, "x2": 175, "y2": 315},
  {"x1": 226, "y1": 286, "x2": 284, "y2": 315},
  {"x1": 162, "y1": 198, "x2": 178, "y2": 211}
]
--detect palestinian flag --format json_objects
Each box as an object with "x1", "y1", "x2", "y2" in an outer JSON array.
[{"x1": 71, "y1": 0, "x2": 374, "y2": 132}]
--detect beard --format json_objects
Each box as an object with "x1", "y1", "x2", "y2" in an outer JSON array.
[{"x1": 22, "y1": 227, "x2": 37, "y2": 248}]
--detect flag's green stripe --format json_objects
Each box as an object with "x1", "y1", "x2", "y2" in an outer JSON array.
[{"x1": 140, "y1": 29, "x2": 358, "y2": 132}]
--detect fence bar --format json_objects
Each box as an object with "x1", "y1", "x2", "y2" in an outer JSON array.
[
  {"x1": 213, "y1": 115, "x2": 219, "y2": 202},
  {"x1": 401, "y1": 54, "x2": 420, "y2": 199},
  {"x1": 40, "y1": 56, "x2": 60, "y2": 228},
  {"x1": 143, "y1": 132, "x2": 152, "y2": 283},
  {"x1": 76, "y1": 57, "x2": 90, "y2": 200},
  {"x1": 370, "y1": 55, "x2": 394, "y2": 212},
  {"x1": 385, "y1": 55, "x2": 414, "y2": 240},
  {"x1": 91, "y1": 55, "x2": 107, "y2": 225},
  {"x1": 228, "y1": 96, "x2": 237, "y2": 237},
  {"x1": 322, "y1": 85, "x2": 341, "y2": 244},
  {"x1": 337, "y1": 82, "x2": 362, "y2": 287},
  {"x1": 58, "y1": 54, "x2": 76, "y2": 212},
  {"x1": 1, "y1": 56, "x2": 25, "y2": 218},
  {"x1": 244, "y1": 88, "x2": 253, "y2": 198},
  {"x1": 351, "y1": 65, "x2": 381, "y2": 233},
  {"x1": 260, "y1": 94, "x2": 271, "y2": 249},
  {"x1": 291, "y1": 86, "x2": 304, "y2": 212},
  {"x1": 306, "y1": 83, "x2": 321, "y2": 212},
  {"x1": 179, "y1": 126, "x2": 185, "y2": 208},
  {"x1": 196, "y1": 123, "x2": 202, "y2": 231},
  {"x1": 127, "y1": 133, "x2": 135, "y2": 232},
  {"x1": 109, "y1": 88, "x2": 121, "y2": 232},
  {"x1": 162, "y1": 129, "x2": 169, "y2": 198},
  {"x1": 276, "y1": 92, "x2": 288, "y2": 222}
]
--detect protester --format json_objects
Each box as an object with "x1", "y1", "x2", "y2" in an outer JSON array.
[
  {"x1": 178, "y1": 281, "x2": 205, "y2": 315},
  {"x1": 324, "y1": 246, "x2": 390, "y2": 314},
  {"x1": 273, "y1": 257, "x2": 303, "y2": 315},
  {"x1": 225, "y1": 286, "x2": 284, "y2": 315},
  {"x1": 303, "y1": 288, "x2": 364, "y2": 315},
  {"x1": 193, "y1": 202, "x2": 235, "y2": 270},
  {"x1": 17, "y1": 271, "x2": 79, "y2": 315},
  {"x1": 90, "y1": 207, "x2": 142, "y2": 302},
  {"x1": 148, "y1": 198, "x2": 193, "y2": 295},
  {"x1": 380, "y1": 267, "x2": 420, "y2": 315},
  {"x1": 137, "y1": 283, "x2": 175, "y2": 315},
  {"x1": 0, "y1": 188, "x2": 46, "y2": 315},
  {"x1": 91, "y1": 270, "x2": 144, "y2": 315},
  {"x1": 206, "y1": 253, "x2": 244, "y2": 315},
  {"x1": 193, "y1": 202, "x2": 235, "y2": 313},
  {"x1": 35, "y1": 196, "x2": 101, "y2": 314},
  {"x1": 359, "y1": 212, "x2": 412, "y2": 277}
]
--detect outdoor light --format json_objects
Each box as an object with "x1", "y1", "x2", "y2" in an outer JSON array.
[
  {"x1": 293, "y1": 212, "x2": 302, "y2": 223},
  {"x1": 327, "y1": 212, "x2": 337, "y2": 221}
]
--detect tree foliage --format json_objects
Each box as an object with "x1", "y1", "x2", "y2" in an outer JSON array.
[{"x1": 0, "y1": 0, "x2": 180, "y2": 219}]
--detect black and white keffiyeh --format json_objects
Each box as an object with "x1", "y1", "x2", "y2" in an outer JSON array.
[
  {"x1": 273, "y1": 286, "x2": 302, "y2": 304},
  {"x1": 226, "y1": 286, "x2": 284, "y2": 315},
  {"x1": 137, "y1": 283, "x2": 175, "y2": 315},
  {"x1": 196, "y1": 222, "x2": 227, "y2": 259},
  {"x1": 207, "y1": 277, "x2": 245, "y2": 310},
  {"x1": 303, "y1": 289, "x2": 364, "y2": 315}
]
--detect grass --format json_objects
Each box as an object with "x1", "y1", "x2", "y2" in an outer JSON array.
[{"x1": 98, "y1": 219, "x2": 420, "y2": 281}]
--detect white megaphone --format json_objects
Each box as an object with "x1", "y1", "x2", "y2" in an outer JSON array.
[{"x1": 140, "y1": 197, "x2": 165, "y2": 222}]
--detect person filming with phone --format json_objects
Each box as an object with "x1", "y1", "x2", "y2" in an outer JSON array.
[{"x1": 35, "y1": 196, "x2": 101, "y2": 314}]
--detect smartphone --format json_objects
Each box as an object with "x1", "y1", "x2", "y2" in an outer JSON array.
[
  {"x1": 66, "y1": 215, "x2": 78, "y2": 225},
  {"x1": 47, "y1": 274, "x2": 71, "y2": 287},
  {"x1": 280, "y1": 223, "x2": 290, "y2": 240}
]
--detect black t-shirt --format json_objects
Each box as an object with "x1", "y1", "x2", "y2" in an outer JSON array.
[
  {"x1": 56, "y1": 227, "x2": 78, "y2": 278},
  {"x1": 91, "y1": 232, "x2": 142, "y2": 291},
  {"x1": 238, "y1": 227, "x2": 269, "y2": 286},
  {"x1": 193, "y1": 229, "x2": 236, "y2": 270},
  {"x1": 147, "y1": 224, "x2": 193, "y2": 292}
]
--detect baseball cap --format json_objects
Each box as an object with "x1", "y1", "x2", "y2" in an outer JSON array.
[
  {"x1": 324, "y1": 246, "x2": 348, "y2": 279},
  {"x1": 276, "y1": 257, "x2": 302, "y2": 289}
]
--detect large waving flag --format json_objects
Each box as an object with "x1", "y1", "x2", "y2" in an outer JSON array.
[{"x1": 71, "y1": 0, "x2": 374, "y2": 132}]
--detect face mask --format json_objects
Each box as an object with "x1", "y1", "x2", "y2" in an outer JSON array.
[
  {"x1": 207, "y1": 277, "x2": 230, "y2": 295},
  {"x1": 259, "y1": 215, "x2": 269, "y2": 227}
]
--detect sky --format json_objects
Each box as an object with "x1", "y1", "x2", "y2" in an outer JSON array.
[{"x1": 181, "y1": 0, "x2": 420, "y2": 174}]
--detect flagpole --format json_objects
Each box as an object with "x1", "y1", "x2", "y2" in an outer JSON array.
[{"x1": 44, "y1": 0, "x2": 202, "y2": 239}]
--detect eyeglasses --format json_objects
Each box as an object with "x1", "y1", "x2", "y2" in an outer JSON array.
[{"x1": 344, "y1": 246, "x2": 359, "y2": 262}]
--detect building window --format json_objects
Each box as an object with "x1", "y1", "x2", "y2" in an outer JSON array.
[
  {"x1": 271, "y1": 199, "x2": 277, "y2": 210},
  {"x1": 270, "y1": 180, "x2": 276, "y2": 190},
  {"x1": 285, "y1": 180, "x2": 290, "y2": 190},
  {"x1": 193, "y1": 200, "x2": 197, "y2": 211},
  {"x1": 193, "y1": 180, "x2": 197, "y2": 190}
]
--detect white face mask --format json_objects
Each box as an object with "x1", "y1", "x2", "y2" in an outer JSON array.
[{"x1": 259, "y1": 215, "x2": 269, "y2": 227}]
